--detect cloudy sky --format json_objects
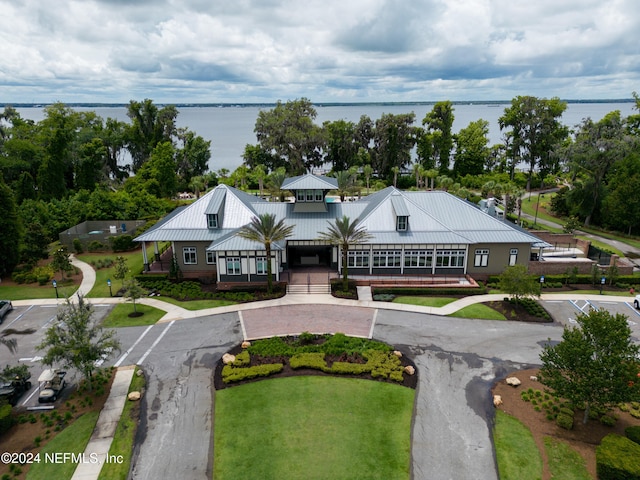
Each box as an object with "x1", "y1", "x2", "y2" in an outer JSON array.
[{"x1": 1, "y1": 0, "x2": 638, "y2": 104}]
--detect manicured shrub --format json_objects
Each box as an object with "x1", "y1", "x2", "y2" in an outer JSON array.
[
  {"x1": 232, "y1": 350, "x2": 250, "y2": 367},
  {"x1": 222, "y1": 364, "x2": 283, "y2": 383},
  {"x1": 600, "y1": 415, "x2": 617, "y2": 427},
  {"x1": 556, "y1": 413, "x2": 573, "y2": 430},
  {"x1": 73, "y1": 238, "x2": 84, "y2": 254},
  {"x1": 110, "y1": 235, "x2": 135, "y2": 252},
  {"x1": 329, "y1": 362, "x2": 369, "y2": 375},
  {"x1": 596, "y1": 434, "x2": 640, "y2": 480},
  {"x1": 290, "y1": 353, "x2": 327, "y2": 370}
]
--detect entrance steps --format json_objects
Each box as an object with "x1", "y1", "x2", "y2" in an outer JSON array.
[{"x1": 286, "y1": 284, "x2": 331, "y2": 295}]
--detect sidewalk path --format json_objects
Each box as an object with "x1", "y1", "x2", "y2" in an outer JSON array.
[{"x1": 71, "y1": 366, "x2": 135, "y2": 480}]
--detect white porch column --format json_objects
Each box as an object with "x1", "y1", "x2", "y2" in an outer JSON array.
[{"x1": 142, "y1": 242, "x2": 149, "y2": 271}]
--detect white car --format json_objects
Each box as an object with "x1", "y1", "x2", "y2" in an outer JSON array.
[{"x1": 635, "y1": 295, "x2": 640, "y2": 309}]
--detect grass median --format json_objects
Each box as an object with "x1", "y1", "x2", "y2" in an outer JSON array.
[
  {"x1": 493, "y1": 410, "x2": 542, "y2": 480},
  {"x1": 214, "y1": 376, "x2": 414, "y2": 480}
]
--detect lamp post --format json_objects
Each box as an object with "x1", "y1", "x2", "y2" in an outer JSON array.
[
  {"x1": 540, "y1": 275, "x2": 545, "y2": 293},
  {"x1": 533, "y1": 191, "x2": 541, "y2": 226},
  {"x1": 107, "y1": 279, "x2": 112, "y2": 297},
  {"x1": 52, "y1": 279, "x2": 58, "y2": 299},
  {"x1": 600, "y1": 276, "x2": 606, "y2": 295}
]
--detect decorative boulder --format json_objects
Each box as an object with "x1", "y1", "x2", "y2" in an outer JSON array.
[
  {"x1": 241, "y1": 341, "x2": 251, "y2": 349},
  {"x1": 128, "y1": 391, "x2": 141, "y2": 401},
  {"x1": 393, "y1": 350, "x2": 403, "y2": 358},
  {"x1": 222, "y1": 353, "x2": 236, "y2": 365},
  {"x1": 529, "y1": 375, "x2": 538, "y2": 382},
  {"x1": 506, "y1": 377, "x2": 521, "y2": 387},
  {"x1": 136, "y1": 369, "x2": 144, "y2": 377},
  {"x1": 493, "y1": 395, "x2": 503, "y2": 407},
  {"x1": 404, "y1": 365, "x2": 415, "y2": 375}
]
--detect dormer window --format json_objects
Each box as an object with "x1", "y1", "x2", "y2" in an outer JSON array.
[
  {"x1": 296, "y1": 189, "x2": 324, "y2": 202},
  {"x1": 396, "y1": 216, "x2": 408, "y2": 231},
  {"x1": 207, "y1": 214, "x2": 219, "y2": 229}
]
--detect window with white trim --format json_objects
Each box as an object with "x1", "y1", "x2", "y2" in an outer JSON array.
[
  {"x1": 474, "y1": 249, "x2": 489, "y2": 267},
  {"x1": 226, "y1": 257, "x2": 241, "y2": 275},
  {"x1": 183, "y1": 247, "x2": 197, "y2": 265},
  {"x1": 509, "y1": 248, "x2": 518, "y2": 266},
  {"x1": 396, "y1": 216, "x2": 408, "y2": 231},
  {"x1": 404, "y1": 250, "x2": 432, "y2": 267},
  {"x1": 206, "y1": 251, "x2": 216, "y2": 265},
  {"x1": 256, "y1": 257, "x2": 268, "y2": 275},
  {"x1": 296, "y1": 190, "x2": 305, "y2": 202},
  {"x1": 436, "y1": 249, "x2": 465, "y2": 267},
  {"x1": 347, "y1": 251, "x2": 369, "y2": 268},
  {"x1": 315, "y1": 190, "x2": 323, "y2": 201},
  {"x1": 373, "y1": 250, "x2": 402, "y2": 267},
  {"x1": 207, "y1": 214, "x2": 218, "y2": 229},
  {"x1": 306, "y1": 189, "x2": 314, "y2": 201}
]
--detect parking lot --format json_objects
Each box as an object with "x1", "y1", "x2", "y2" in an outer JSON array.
[
  {"x1": 0, "y1": 303, "x2": 115, "y2": 407},
  {"x1": 542, "y1": 297, "x2": 640, "y2": 336}
]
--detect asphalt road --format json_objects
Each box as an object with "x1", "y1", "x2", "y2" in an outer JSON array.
[{"x1": 6, "y1": 299, "x2": 637, "y2": 480}]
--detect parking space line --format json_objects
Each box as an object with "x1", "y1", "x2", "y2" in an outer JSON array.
[
  {"x1": 624, "y1": 302, "x2": 640, "y2": 318},
  {"x1": 2, "y1": 305, "x2": 36, "y2": 330},
  {"x1": 114, "y1": 325, "x2": 154, "y2": 367},
  {"x1": 21, "y1": 386, "x2": 40, "y2": 407},
  {"x1": 137, "y1": 321, "x2": 175, "y2": 365}
]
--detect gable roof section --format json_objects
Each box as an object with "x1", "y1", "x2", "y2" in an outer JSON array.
[
  {"x1": 282, "y1": 173, "x2": 338, "y2": 190},
  {"x1": 134, "y1": 184, "x2": 262, "y2": 242}
]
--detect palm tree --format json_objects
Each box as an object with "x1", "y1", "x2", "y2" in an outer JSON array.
[
  {"x1": 391, "y1": 166, "x2": 400, "y2": 187},
  {"x1": 335, "y1": 170, "x2": 355, "y2": 202},
  {"x1": 362, "y1": 164, "x2": 373, "y2": 193},
  {"x1": 317, "y1": 215, "x2": 372, "y2": 292},
  {"x1": 236, "y1": 213, "x2": 294, "y2": 294},
  {"x1": 267, "y1": 168, "x2": 287, "y2": 202}
]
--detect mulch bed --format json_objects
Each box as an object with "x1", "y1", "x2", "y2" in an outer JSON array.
[
  {"x1": 213, "y1": 340, "x2": 418, "y2": 391},
  {"x1": 485, "y1": 300, "x2": 553, "y2": 322}
]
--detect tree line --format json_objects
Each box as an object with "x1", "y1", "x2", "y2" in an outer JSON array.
[{"x1": 1, "y1": 94, "x2": 640, "y2": 277}]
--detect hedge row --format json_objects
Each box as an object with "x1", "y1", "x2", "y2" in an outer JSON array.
[
  {"x1": 221, "y1": 364, "x2": 284, "y2": 383},
  {"x1": 371, "y1": 286, "x2": 486, "y2": 296},
  {"x1": 488, "y1": 274, "x2": 640, "y2": 286},
  {"x1": 596, "y1": 434, "x2": 640, "y2": 480},
  {"x1": 288, "y1": 349, "x2": 405, "y2": 382},
  {"x1": 247, "y1": 333, "x2": 391, "y2": 357}
]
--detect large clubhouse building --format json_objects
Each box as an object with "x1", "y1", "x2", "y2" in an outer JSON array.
[{"x1": 134, "y1": 174, "x2": 546, "y2": 286}]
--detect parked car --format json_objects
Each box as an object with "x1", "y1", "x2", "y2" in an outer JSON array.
[
  {"x1": 635, "y1": 295, "x2": 640, "y2": 309},
  {"x1": 38, "y1": 369, "x2": 66, "y2": 403},
  {"x1": 0, "y1": 300, "x2": 12, "y2": 323}
]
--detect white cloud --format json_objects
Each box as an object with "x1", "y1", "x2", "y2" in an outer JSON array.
[{"x1": 0, "y1": 0, "x2": 638, "y2": 103}]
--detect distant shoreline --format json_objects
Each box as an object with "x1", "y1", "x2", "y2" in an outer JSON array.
[{"x1": 1, "y1": 99, "x2": 635, "y2": 109}]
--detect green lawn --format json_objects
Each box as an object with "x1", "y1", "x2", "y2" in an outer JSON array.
[
  {"x1": 544, "y1": 437, "x2": 591, "y2": 480},
  {"x1": 78, "y1": 247, "x2": 153, "y2": 298},
  {"x1": 101, "y1": 303, "x2": 166, "y2": 328},
  {"x1": 152, "y1": 296, "x2": 237, "y2": 310},
  {"x1": 449, "y1": 303, "x2": 507, "y2": 320},
  {"x1": 98, "y1": 367, "x2": 146, "y2": 480},
  {"x1": 214, "y1": 376, "x2": 415, "y2": 480},
  {"x1": 26, "y1": 411, "x2": 100, "y2": 480},
  {"x1": 392, "y1": 296, "x2": 456, "y2": 307},
  {"x1": 0, "y1": 281, "x2": 78, "y2": 301},
  {"x1": 493, "y1": 410, "x2": 543, "y2": 480}
]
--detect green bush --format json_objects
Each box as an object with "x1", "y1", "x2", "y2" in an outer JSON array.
[
  {"x1": 556, "y1": 413, "x2": 573, "y2": 430},
  {"x1": 372, "y1": 293, "x2": 396, "y2": 301},
  {"x1": 232, "y1": 350, "x2": 250, "y2": 367},
  {"x1": 87, "y1": 240, "x2": 106, "y2": 252},
  {"x1": 72, "y1": 238, "x2": 84, "y2": 254},
  {"x1": 600, "y1": 415, "x2": 617, "y2": 427},
  {"x1": 0, "y1": 404, "x2": 13, "y2": 434},
  {"x1": 372, "y1": 286, "x2": 486, "y2": 296},
  {"x1": 222, "y1": 364, "x2": 283, "y2": 383},
  {"x1": 559, "y1": 407, "x2": 575, "y2": 417},
  {"x1": 329, "y1": 362, "x2": 369, "y2": 375},
  {"x1": 596, "y1": 434, "x2": 640, "y2": 480},
  {"x1": 110, "y1": 235, "x2": 135, "y2": 252},
  {"x1": 626, "y1": 426, "x2": 640, "y2": 445},
  {"x1": 290, "y1": 352, "x2": 327, "y2": 370}
]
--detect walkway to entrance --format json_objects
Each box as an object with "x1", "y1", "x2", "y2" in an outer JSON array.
[{"x1": 287, "y1": 266, "x2": 338, "y2": 286}]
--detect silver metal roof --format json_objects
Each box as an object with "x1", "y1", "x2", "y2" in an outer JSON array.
[
  {"x1": 282, "y1": 173, "x2": 338, "y2": 190},
  {"x1": 136, "y1": 182, "x2": 546, "y2": 248}
]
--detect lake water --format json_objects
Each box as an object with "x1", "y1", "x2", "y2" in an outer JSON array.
[{"x1": 15, "y1": 102, "x2": 636, "y2": 172}]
